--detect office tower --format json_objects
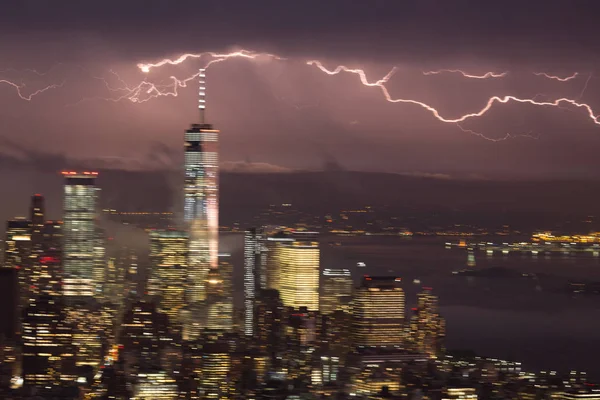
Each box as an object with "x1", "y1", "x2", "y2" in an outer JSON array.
[
  {"x1": 352, "y1": 365, "x2": 402, "y2": 397},
  {"x1": 64, "y1": 306, "x2": 105, "y2": 368},
  {"x1": 62, "y1": 171, "x2": 99, "y2": 300},
  {"x1": 3, "y1": 218, "x2": 32, "y2": 306},
  {"x1": 264, "y1": 232, "x2": 294, "y2": 291},
  {"x1": 195, "y1": 336, "x2": 232, "y2": 399},
  {"x1": 41, "y1": 220, "x2": 63, "y2": 255},
  {"x1": 21, "y1": 295, "x2": 76, "y2": 388},
  {"x1": 30, "y1": 194, "x2": 44, "y2": 250},
  {"x1": 254, "y1": 289, "x2": 284, "y2": 355},
  {"x1": 93, "y1": 227, "x2": 106, "y2": 298},
  {"x1": 410, "y1": 287, "x2": 445, "y2": 357},
  {"x1": 120, "y1": 301, "x2": 169, "y2": 369},
  {"x1": 133, "y1": 369, "x2": 178, "y2": 399},
  {"x1": 205, "y1": 268, "x2": 233, "y2": 331},
  {"x1": 352, "y1": 276, "x2": 405, "y2": 348},
  {"x1": 148, "y1": 230, "x2": 188, "y2": 322},
  {"x1": 279, "y1": 232, "x2": 320, "y2": 310},
  {"x1": 184, "y1": 67, "x2": 219, "y2": 304},
  {"x1": 320, "y1": 268, "x2": 352, "y2": 315},
  {"x1": 244, "y1": 227, "x2": 266, "y2": 336}
]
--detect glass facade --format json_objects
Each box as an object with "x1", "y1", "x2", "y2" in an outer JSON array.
[
  {"x1": 148, "y1": 230, "x2": 188, "y2": 321},
  {"x1": 184, "y1": 125, "x2": 219, "y2": 304},
  {"x1": 320, "y1": 268, "x2": 353, "y2": 315},
  {"x1": 279, "y1": 233, "x2": 320, "y2": 311},
  {"x1": 62, "y1": 172, "x2": 99, "y2": 300},
  {"x1": 352, "y1": 276, "x2": 405, "y2": 347}
]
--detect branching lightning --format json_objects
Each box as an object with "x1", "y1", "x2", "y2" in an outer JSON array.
[
  {"x1": 0, "y1": 79, "x2": 64, "y2": 101},
  {"x1": 305, "y1": 61, "x2": 600, "y2": 129},
  {"x1": 2, "y1": 47, "x2": 597, "y2": 142},
  {"x1": 533, "y1": 72, "x2": 579, "y2": 81},
  {"x1": 423, "y1": 69, "x2": 508, "y2": 79}
]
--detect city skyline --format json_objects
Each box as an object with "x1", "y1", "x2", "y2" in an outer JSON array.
[{"x1": 1, "y1": 2, "x2": 600, "y2": 399}]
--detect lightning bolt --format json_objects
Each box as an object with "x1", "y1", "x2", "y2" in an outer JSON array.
[
  {"x1": 306, "y1": 61, "x2": 600, "y2": 127},
  {"x1": 533, "y1": 72, "x2": 579, "y2": 81},
  {"x1": 455, "y1": 123, "x2": 539, "y2": 142},
  {"x1": 0, "y1": 79, "x2": 64, "y2": 101},
  {"x1": 423, "y1": 69, "x2": 508, "y2": 79},
  {"x1": 137, "y1": 50, "x2": 285, "y2": 73},
  {"x1": 77, "y1": 50, "x2": 285, "y2": 104}
]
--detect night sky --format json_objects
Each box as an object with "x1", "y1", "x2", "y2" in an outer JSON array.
[{"x1": 2, "y1": 0, "x2": 600, "y2": 182}]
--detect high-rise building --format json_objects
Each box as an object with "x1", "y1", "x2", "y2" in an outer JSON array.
[
  {"x1": 279, "y1": 232, "x2": 320, "y2": 311},
  {"x1": 3, "y1": 218, "x2": 32, "y2": 306},
  {"x1": 264, "y1": 232, "x2": 294, "y2": 291},
  {"x1": 21, "y1": 295, "x2": 76, "y2": 388},
  {"x1": 133, "y1": 369, "x2": 178, "y2": 399},
  {"x1": 244, "y1": 227, "x2": 266, "y2": 336},
  {"x1": 120, "y1": 301, "x2": 169, "y2": 369},
  {"x1": 352, "y1": 276, "x2": 405, "y2": 348},
  {"x1": 184, "y1": 68, "x2": 219, "y2": 304},
  {"x1": 409, "y1": 287, "x2": 445, "y2": 357},
  {"x1": 254, "y1": 289, "x2": 285, "y2": 355},
  {"x1": 30, "y1": 194, "x2": 44, "y2": 250},
  {"x1": 205, "y1": 268, "x2": 233, "y2": 331},
  {"x1": 320, "y1": 268, "x2": 352, "y2": 315},
  {"x1": 148, "y1": 230, "x2": 188, "y2": 322},
  {"x1": 62, "y1": 171, "x2": 99, "y2": 300}
]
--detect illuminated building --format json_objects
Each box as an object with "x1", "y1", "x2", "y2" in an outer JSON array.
[
  {"x1": 244, "y1": 227, "x2": 266, "y2": 336},
  {"x1": 21, "y1": 295, "x2": 76, "y2": 388},
  {"x1": 104, "y1": 256, "x2": 126, "y2": 305},
  {"x1": 279, "y1": 232, "x2": 320, "y2": 310},
  {"x1": 132, "y1": 369, "x2": 178, "y2": 399},
  {"x1": 64, "y1": 307, "x2": 105, "y2": 368},
  {"x1": 409, "y1": 287, "x2": 445, "y2": 357},
  {"x1": 196, "y1": 338, "x2": 232, "y2": 399},
  {"x1": 120, "y1": 301, "x2": 169, "y2": 369},
  {"x1": 148, "y1": 230, "x2": 188, "y2": 322},
  {"x1": 62, "y1": 171, "x2": 99, "y2": 300},
  {"x1": 3, "y1": 218, "x2": 32, "y2": 306},
  {"x1": 443, "y1": 387, "x2": 478, "y2": 399},
  {"x1": 352, "y1": 276, "x2": 405, "y2": 348},
  {"x1": 29, "y1": 195, "x2": 45, "y2": 292},
  {"x1": 351, "y1": 365, "x2": 402, "y2": 397},
  {"x1": 319, "y1": 310, "x2": 353, "y2": 363},
  {"x1": 184, "y1": 67, "x2": 219, "y2": 304},
  {"x1": 205, "y1": 267, "x2": 233, "y2": 331},
  {"x1": 552, "y1": 389, "x2": 600, "y2": 399},
  {"x1": 320, "y1": 268, "x2": 352, "y2": 315},
  {"x1": 30, "y1": 194, "x2": 44, "y2": 250},
  {"x1": 264, "y1": 232, "x2": 294, "y2": 291},
  {"x1": 254, "y1": 289, "x2": 284, "y2": 355}
]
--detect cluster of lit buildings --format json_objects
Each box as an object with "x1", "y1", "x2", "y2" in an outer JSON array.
[{"x1": 1, "y1": 73, "x2": 599, "y2": 400}]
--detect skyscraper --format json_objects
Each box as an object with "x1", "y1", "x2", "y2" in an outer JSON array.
[
  {"x1": 352, "y1": 276, "x2": 405, "y2": 348},
  {"x1": 264, "y1": 232, "x2": 294, "y2": 291},
  {"x1": 279, "y1": 232, "x2": 320, "y2": 311},
  {"x1": 148, "y1": 230, "x2": 188, "y2": 322},
  {"x1": 184, "y1": 68, "x2": 220, "y2": 304},
  {"x1": 30, "y1": 194, "x2": 44, "y2": 250},
  {"x1": 21, "y1": 295, "x2": 76, "y2": 388},
  {"x1": 409, "y1": 287, "x2": 445, "y2": 357},
  {"x1": 244, "y1": 227, "x2": 266, "y2": 336},
  {"x1": 62, "y1": 171, "x2": 99, "y2": 300},
  {"x1": 320, "y1": 268, "x2": 353, "y2": 315},
  {"x1": 4, "y1": 218, "x2": 32, "y2": 308}
]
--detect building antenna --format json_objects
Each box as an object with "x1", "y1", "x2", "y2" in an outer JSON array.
[{"x1": 199, "y1": 68, "x2": 206, "y2": 124}]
